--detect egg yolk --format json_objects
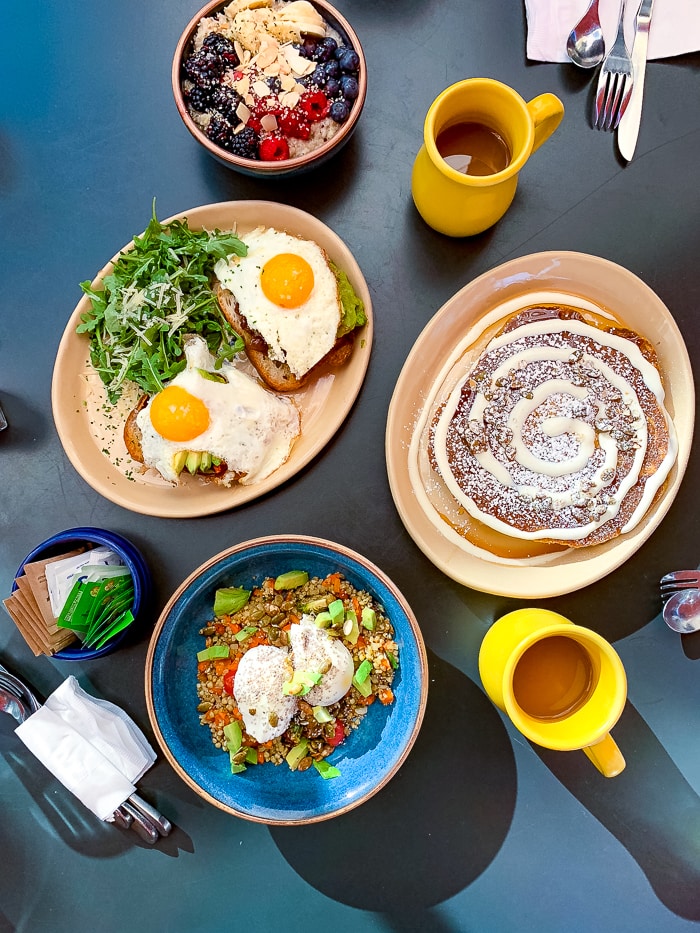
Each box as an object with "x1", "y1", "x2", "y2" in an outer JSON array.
[
  {"x1": 149, "y1": 385, "x2": 210, "y2": 442},
  {"x1": 260, "y1": 253, "x2": 314, "y2": 309}
]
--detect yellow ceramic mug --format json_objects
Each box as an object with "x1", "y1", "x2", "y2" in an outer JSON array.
[
  {"x1": 411, "y1": 79, "x2": 564, "y2": 237},
  {"x1": 478, "y1": 608, "x2": 627, "y2": 777}
]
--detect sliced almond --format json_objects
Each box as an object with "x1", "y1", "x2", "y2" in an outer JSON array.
[
  {"x1": 236, "y1": 100, "x2": 252, "y2": 124},
  {"x1": 253, "y1": 79, "x2": 271, "y2": 97},
  {"x1": 260, "y1": 113, "x2": 278, "y2": 132}
]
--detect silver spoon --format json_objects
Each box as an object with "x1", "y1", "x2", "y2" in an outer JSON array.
[
  {"x1": 566, "y1": 0, "x2": 606, "y2": 68},
  {"x1": 0, "y1": 687, "x2": 29, "y2": 724},
  {"x1": 662, "y1": 589, "x2": 700, "y2": 634}
]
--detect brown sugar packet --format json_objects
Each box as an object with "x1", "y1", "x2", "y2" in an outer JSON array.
[
  {"x1": 4, "y1": 590, "x2": 76, "y2": 652},
  {"x1": 2, "y1": 597, "x2": 45, "y2": 656},
  {"x1": 20, "y1": 548, "x2": 87, "y2": 628}
]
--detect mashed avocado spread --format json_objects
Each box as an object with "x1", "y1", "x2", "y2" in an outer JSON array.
[{"x1": 331, "y1": 261, "x2": 367, "y2": 338}]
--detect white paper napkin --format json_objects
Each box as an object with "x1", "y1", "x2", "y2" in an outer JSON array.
[
  {"x1": 525, "y1": 0, "x2": 700, "y2": 62},
  {"x1": 15, "y1": 676, "x2": 157, "y2": 821}
]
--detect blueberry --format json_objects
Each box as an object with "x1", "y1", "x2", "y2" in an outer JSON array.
[
  {"x1": 339, "y1": 75, "x2": 359, "y2": 100},
  {"x1": 315, "y1": 36, "x2": 338, "y2": 62},
  {"x1": 310, "y1": 64, "x2": 327, "y2": 87},
  {"x1": 324, "y1": 77, "x2": 340, "y2": 98},
  {"x1": 337, "y1": 48, "x2": 360, "y2": 73},
  {"x1": 329, "y1": 100, "x2": 350, "y2": 123},
  {"x1": 303, "y1": 38, "x2": 318, "y2": 58},
  {"x1": 324, "y1": 59, "x2": 340, "y2": 79}
]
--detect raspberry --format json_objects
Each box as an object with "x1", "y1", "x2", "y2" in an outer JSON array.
[
  {"x1": 259, "y1": 135, "x2": 290, "y2": 161},
  {"x1": 299, "y1": 90, "x2": 330, "y2": 122},
  {"x1": 278, "y1": 109, "x2": 311, "y2": 140}
]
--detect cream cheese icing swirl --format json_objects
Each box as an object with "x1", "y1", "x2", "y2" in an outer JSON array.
[{"x1": 430, "y1": 306, "x2": 678, "y2": 547}]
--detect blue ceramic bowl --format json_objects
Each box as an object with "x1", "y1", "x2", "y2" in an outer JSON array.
[
  {"x1": 146, "y1": 535, "x2": 428, "y2": 824},
  {"x1": 13, "y1": 527, "x2": 152, "y2": 660}
]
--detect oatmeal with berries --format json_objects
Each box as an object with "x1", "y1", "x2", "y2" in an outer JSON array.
[
  {"x1": 181, "y1": 0, "x2": 362, "y2": 162},
  {"x1": 196, "y1": 570, "x2": 398, "y2": 778}
]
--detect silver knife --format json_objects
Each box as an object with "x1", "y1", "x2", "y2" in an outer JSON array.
[{"x1": 618, "y1": 0, "x2": 655, "y2": 160}]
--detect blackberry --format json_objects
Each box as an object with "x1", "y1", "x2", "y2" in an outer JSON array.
[
  {"x1": 202, "y1": 32, "x2": 239, "y2": 66},
  {"x1": 206, "y1": 115, "x2": 234, "y2": 148},
  {"x1": 227, "y1": 126, "x2": 260, "y2": 159},
  {"x1": 183, "y1": 48, "x2": 225, "y2": 87},
  {"x1": 210, "y1": 85, "x2": 243, "y2": 124},
  {"x1": 310, "y1": 64, "x2": 327, "y2": 87},
  {"x1": 184, "y1": 83, "x2": 212, "y2": 112},
  {"x1": 266, "y1": 76, "x2": 282, "y2": 95}
]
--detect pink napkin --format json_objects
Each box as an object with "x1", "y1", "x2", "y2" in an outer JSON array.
[{"x1": 525, "y1": 0, "x2": 700, "y2": 62}]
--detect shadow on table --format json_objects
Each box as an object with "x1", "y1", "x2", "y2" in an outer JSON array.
[
  {"x1": 535, "y1": 701, "x2": 700, "y2": 922},
  {"x1": 271, "y1": 649, "x2": 517, "y2": 914}
]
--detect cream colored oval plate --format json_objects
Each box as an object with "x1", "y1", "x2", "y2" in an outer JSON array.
[
  {"x1": 52, "y1": 201, "x2": 372, "y2": 518},
  {"x1": 385, "y1": 252, "x2": 694, "y2": 598}
]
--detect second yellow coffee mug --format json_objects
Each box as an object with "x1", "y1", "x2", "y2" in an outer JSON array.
[
  {"x1": 411, "y1": 78, "x2": 564, "y2": 237},
  {"x1": 478, "y1": 608, "x2": 627, "y2": 777}
]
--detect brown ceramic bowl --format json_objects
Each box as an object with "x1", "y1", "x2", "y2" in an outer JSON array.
[{"x1": 172, "y1": 0, "x2": 367, "y2": 177}]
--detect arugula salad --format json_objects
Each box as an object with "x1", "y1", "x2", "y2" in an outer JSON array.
[{"x1": 77, "y1": 203, "x2": 248, "y2": 404}]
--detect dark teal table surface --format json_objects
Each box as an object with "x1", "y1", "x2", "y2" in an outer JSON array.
[{"x1": 2, "y1": 2, "x2": 700, "y2": 931}]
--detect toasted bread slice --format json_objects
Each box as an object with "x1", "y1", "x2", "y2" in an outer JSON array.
[{"x1": 214, "y1": 280, "x2": 355, "y2": 392}]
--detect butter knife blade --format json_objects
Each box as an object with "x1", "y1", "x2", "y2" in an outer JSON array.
[{"x1": 618, "y1": 0, "x2": 655, "y2": 161}]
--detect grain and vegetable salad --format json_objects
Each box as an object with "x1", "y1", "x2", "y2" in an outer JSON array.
[{"x1": 196, "y1": 570, "x2": 399, "y2": 779}]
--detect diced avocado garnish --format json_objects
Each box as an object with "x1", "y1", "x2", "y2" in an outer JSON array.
[
  {"x1": 172, "y1": 450, "x2": 189, "y2": 474},
  {"x1": 185, "y1": 450, "x2": 201, "y2": 474},
  {"x1": 197, "y1": 644, "x2": 230, "y2": 662},
  {"x1": 245, "y1": 747, "x2": 258, "y2": 764},
  {"x1": 285, "y1": 739, "x2": 309, "y2": 771},
  {"x1": 313, "y1": 760, "x2": 341, "y2": 780},
  {"x1": 213, "y1": 586, "x2": 251, "y2": 617},
  {"x1": 343, "y1": 609, "x2": 359, "y2": 645},
  {"x1": 196, "y1": 368, "x2": 227, "y2": 384},
  {"x1": 361, "y1": 607, "x2": 376, "y2": 630},
  {"x1": 353, "y1": 659, "x2": 372, "y2": 685},
  {"x1": 328, "y1": 599, "x2": 345, "y2": 626},
  {"x1": 223, "y1": 720, "x2": 242, "y2": 753},
  {"x1": 229, "y1": 758, "x2": 247, "y2": 774},
  {"x1": 312, "y1": 705, "x2": 334, "y2": 724},
  {"x1": 235, "y1": 626, "x2": 258, "y2": 642},
  {"x1": 330, "y1": 260, "x2": 366, "y2": 338},
  {"x1": 283, "y1": 669, "x2": 322, "y2": 696},
  {"x1": 273, "y1": 570, "x2": 309, "y2": 590},
  {"x1": 352, "y1": 660, "x2": 373, "y2": 697},
  {"x1": 314, "y1": 611, "x2": 332, "y2": 628}
]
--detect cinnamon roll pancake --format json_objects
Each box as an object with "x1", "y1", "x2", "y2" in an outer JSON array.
[{"x1": 428, "y1": 303, "x2": 678, "y2": 549}]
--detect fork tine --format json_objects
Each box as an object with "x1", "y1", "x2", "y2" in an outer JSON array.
[
  {"x1": 660, "y1": 571, "x2": 700, "y2": 584},
  {"x1": 661, "y1": 581, "x2": 700, "y2": 592},
  {"x1": 611, "y1": 76, "x2": 631, "y2": 129}
]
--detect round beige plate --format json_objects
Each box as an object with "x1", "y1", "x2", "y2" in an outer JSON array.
[
  {"x1": 385, "y1": 252, "x2": 694, "y2": 598},
  {"x1": 52, "y1": 201, "x2": 372, "y2": 518}
]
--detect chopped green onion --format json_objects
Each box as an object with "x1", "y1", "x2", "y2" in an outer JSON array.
[
  {"x1": 386, "y1": 650, "x2": 399, "y2": 670},
  {"x1": 313, "y1": 760, "x2": 341, "y2": 780},
  {"x1": 235, "y1": 626, "x2": 258, "y2": 642},
  {"x1": 196, "y1": 644, "x2": 230, "y2": 662},
  {"x1": 312, "y1": 705, "x2": 334, "y2": 724}
]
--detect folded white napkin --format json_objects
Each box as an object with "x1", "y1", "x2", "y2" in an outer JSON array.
[
  {"x1": 525, "y1": 0, "x2": 700, "y2": 62},
  {"x1": 15, "y1": 676, "x2": 156, "y2": 821}
]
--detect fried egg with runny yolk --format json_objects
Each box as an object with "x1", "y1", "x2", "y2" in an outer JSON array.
[
  {"x1": 214, "y1": 227, "x2": 342, "y2": 379},
  {"x1": 134, "y1": 336, "x2": 300, "y2": 485}
]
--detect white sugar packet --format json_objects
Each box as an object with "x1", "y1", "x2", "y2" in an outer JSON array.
[
  {"x1": 524, "y1": 0, "x2": 700, "y2": 63},
  {"x1": 45, "y1": 547, "x2": 124, "y2": 617},
  {"x1": 15, "y1": 676, "x2": 156, "y2": 821}
]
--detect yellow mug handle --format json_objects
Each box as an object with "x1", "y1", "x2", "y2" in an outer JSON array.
[
  {"x1": 527, "y1": 93, "x2": 565, "y2": 153},
  {"x1": 582, "y1": 733, "x2": 626, "y2": 778}
]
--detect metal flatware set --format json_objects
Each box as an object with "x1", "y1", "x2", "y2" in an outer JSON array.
[
  {"x1": 0, "y1": 660, "x2": 172, "y2": 844},
  {"x1": 659, "y1": 571, "x2": 700, "y2": 634},
  {"x1": 567, "y1": 0, "x2": 656, "y2": 158}
]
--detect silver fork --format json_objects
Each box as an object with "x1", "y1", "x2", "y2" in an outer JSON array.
[
  {"x1": 593, "y1": 0, "x2": 634, "y2": 130},
  {"x1": 660, "y1": 570, "x2": 700, "y2": 600}
]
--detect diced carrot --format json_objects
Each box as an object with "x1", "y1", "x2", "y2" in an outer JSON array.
[
  {"x1": 378, "y1": 688, "x2": 394, "y2": 706},
  {"x1": 358, "y1": 693, "x2": 375, "y2": 706},
  {"x1": 355, "y1": 635, "x2": 366, "y2": 649},
  {"x1": 257, "y1": 749, "x2": 265, "y2": 764},
  {"x1": 215, "y1": 623, "x2": 225, "y2": 635},
  {"x1": 288, "y1": 613, "x2": 300, "y2": 625},
  {"x1": 378, "y1": 657, "x2": 391, "y2": 672},
  {"x1": 197, "y1": 661, "x2": 209, "y2": 672},
  {"x1": 352, "y1": 596, "x2": 361, "y2": 617},
  {"x1": 226, "y1": 621, "x2": 241, "y2": 634}
]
